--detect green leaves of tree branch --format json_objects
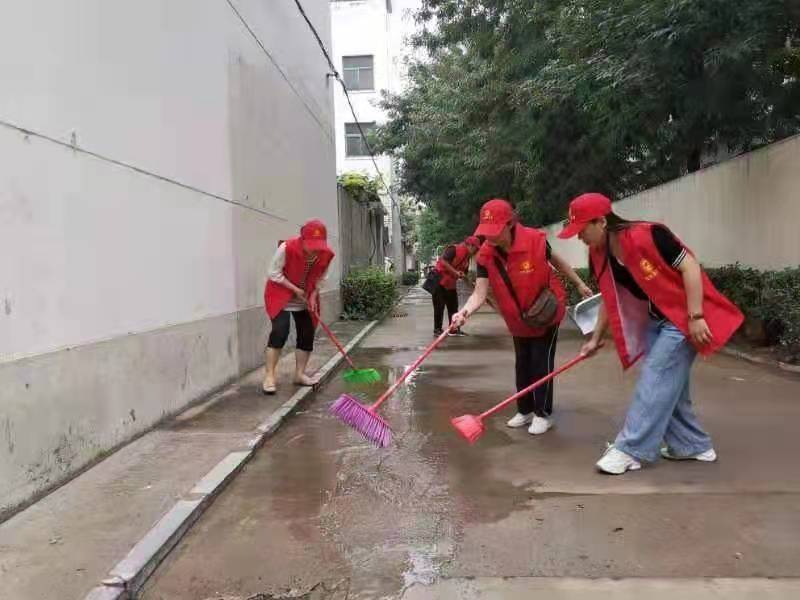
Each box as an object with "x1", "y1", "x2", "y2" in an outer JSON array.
[{"x1": 374, "y1": 0, "x2": 800, "y2": 234}]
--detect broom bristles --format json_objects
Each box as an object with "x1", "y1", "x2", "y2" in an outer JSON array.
[
  {"x1": 330, "y1": 393, "x2": 393, "y2": 447},
  {"x1": 342, "y1": 368, "x2": 382, "y2": 384},
  {"x1": 450, "y1": 414, "x2": 484, "y2": 445}
]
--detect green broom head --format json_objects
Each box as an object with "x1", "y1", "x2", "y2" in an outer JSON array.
[{"x1": 342, "y1": 368, "x2": 382, "y2": 384}]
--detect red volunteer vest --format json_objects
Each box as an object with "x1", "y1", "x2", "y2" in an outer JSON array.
[
  {"x1": 476, "y1": 225, "x2": 566, "y2": 338},
  {"x1": 264, "y1": 236, "x2": 334, "y2": 324},
  {"x1": 591, "y1": 223, "x2": 743, "y2": 369},
  {"x1": 435, "y1": 243, "x2": 472, "y2": 290}
]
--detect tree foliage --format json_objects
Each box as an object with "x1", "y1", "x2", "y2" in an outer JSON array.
[{"x1": 375, "y1": 0, "x2": 800, "y2": 234}]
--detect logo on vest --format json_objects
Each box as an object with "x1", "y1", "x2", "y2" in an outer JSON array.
[
  {"x1": 639, "y1": 258, "x2": 659, "y2": 281},
  {"x1": 519, "y1": 260, "x2": 535, "y2": 274}
]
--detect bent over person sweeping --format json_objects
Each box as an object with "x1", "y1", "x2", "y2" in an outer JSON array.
[
  {"x1": 560, "y1": 193, "x2": 743, "y2": 474},
  {"x1": 262, "y1": 219, "x2": 334, "y2": 395},
  {"x1": 431, "y1": 236, "x2": 481, "y2": 336},
  {"x1": 452, "y1": 199, "x2": 593, "y2": 437}
]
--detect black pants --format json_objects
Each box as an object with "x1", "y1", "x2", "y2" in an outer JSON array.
[
  {"x1": 268, "y1": 310, "x2": 315, "y2": 352},
  {"x1": 432, "y1": 285, "x2": 459, "y2": 331},
  {"x1": 513, "y1": 327, "x2": 559, "y2": 417}
]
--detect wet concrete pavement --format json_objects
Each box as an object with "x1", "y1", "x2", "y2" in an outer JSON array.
[{"x1": 141, "y1": 287, "x2": 800, "y2": 599}]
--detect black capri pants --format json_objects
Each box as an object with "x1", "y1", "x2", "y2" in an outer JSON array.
[{"x1": 268, "y1": 310, "x2": 315, "y2": 352}]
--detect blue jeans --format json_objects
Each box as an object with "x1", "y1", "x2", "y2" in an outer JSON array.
[{"x1": 614, "y1": 320, "x2": 713, "y2": 462}]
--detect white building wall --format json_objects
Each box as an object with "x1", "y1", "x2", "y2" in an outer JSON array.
[
  {"x1": 546, "y1": 135, "x2": 800, "y2": 271},
  {"x1": 0, "y1": 0, "x2": 338, "y2": 516}
]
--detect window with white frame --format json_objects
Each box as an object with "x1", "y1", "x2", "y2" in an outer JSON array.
[
  {"x1": 342, "y1": 55, "x2": 374, "y2": 91},
  {"x1": 345, "y1": 122, "x2": 376, "y2": 157}
]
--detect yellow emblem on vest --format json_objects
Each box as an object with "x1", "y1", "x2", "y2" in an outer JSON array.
[
  {"x1": 640, "y1": 258, "x2": 659, "y2": 281},
  {"x1": 519, "y1": 260, "x2": 535, "y2": 274}
]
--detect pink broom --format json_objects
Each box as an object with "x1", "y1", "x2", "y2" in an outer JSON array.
[{"x1": 330, "y1": 326, "x2": 454, "y2": 447}]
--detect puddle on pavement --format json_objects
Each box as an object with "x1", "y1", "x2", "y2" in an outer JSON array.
[{"x1": 143, "y1": 333, "x2": 540, "y2": 600}]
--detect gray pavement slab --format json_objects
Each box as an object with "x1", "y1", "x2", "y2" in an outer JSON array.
[
  {"x1": 141, "y1": 288, "x2": 800, "y2": 600},
  {"x1": 0, "y1": 318, "x2": 369, "y2": 600}
]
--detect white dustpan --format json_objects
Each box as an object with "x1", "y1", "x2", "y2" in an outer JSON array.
[{"x1": 569, "y1": 293, "x2": 602, "y2": 335}]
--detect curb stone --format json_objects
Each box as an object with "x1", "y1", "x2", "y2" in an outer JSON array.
[
  {"x1": 721, "y1": 346, "x2": 800, "y2": 375},
  {"x1": 83, "y1": 319, "x2": 380, "y2": 600}
]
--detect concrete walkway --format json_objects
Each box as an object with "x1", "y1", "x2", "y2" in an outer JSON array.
[
  {"x1": 0, "y1": 317, "x2": 371, "y2": 600},
  {"x1": 139, "y1": 287, "x2": 800, "y2": 599}
]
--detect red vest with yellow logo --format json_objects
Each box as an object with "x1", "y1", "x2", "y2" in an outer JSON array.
[
  {"x1": 264, "y1": 236, "x2": 334, "y2": 324},
  {"x1": 591, "y1": 223, "x2": 743, "y2": 369},
  {"x1": 435, "y1": 243, "x2": 472, "y2": 290},
  {"x1": 477, "y1": 225, "x2": 566, "y2": 337}
]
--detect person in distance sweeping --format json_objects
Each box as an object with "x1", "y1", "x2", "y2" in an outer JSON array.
[
  {"x1": 431, "y1": 236, "x2": 482, "y2": 337},
  {"x1": 560, "y1": 193, "x2": 743, "y2": 474},
  {"x1": 452, "y1": 199, "x2": 593, "y2": 436},
  {"x1": 263, "y1": 219, "x2": 334, "y2": 395}
]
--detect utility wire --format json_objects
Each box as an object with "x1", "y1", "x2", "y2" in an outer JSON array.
[
  {"x1": 291, "y1": 0, "x2": 402, "y2": 220},
  {"x1": 0, "y1": 118, "x2": 288, "y2": 223},
  {"x1": 225, "y1": 0, "x2": 333, "y2": 143}
]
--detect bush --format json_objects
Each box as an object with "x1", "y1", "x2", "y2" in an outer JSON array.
[
  {"x1": 337, "y1": 172, "x2": 382, "y2": 204},
  {"x1": 342, "y1": 267, "x2": 397, "y2": 320},
  {"x1": 706, "y1": 263, "x2": 800, "y2": 360},
  {"x1": 401, "y1": 271, "x2": 420, "y2": 286},
  {"x1": 558, "y1": 267, "x2": 597, "y2": 307}
]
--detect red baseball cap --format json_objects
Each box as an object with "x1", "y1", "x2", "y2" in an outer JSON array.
[
  {"x1": 474, "y1": 199, "x2": 514, "y2": 237},
  {"x1": 558, "y1": 193, "x2": 612, "y2": 239},
  {"x1": 300, "y1": 219, "x2": 329, "y2": 251},
  {"x1": 464, "y1": 235, "x2": 481, "y2": 248}
]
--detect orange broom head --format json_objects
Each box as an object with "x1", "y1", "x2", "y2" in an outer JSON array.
[{"x1": 450, "y1": 414, "x2": 484, "y2": 444}]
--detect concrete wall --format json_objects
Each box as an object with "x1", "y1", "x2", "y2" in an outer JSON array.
[
  {"x1": 547, "y1": 135, "x2": 800, "y2": 271},
  {"x1": 337, "y1": 185, "x2": 387, "y2": 276},
  {"x1": 0, "y1": 0, "x2": 338, "y2": 517}
]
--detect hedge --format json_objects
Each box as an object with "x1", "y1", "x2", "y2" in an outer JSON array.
[
  {"x1": 559, "y1": 262, "x2": 800, "y2": 362},
  {"x1": 341, "y1": 267, "x2": 397, "y2": 320}
]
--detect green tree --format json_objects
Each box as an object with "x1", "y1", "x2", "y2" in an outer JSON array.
[{"x1": 375, "y1": 0, "x2": 800, "y2": 233}]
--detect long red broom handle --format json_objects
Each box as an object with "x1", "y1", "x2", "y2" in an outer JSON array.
[
  {"x1": 370, "y1": 324, "x2": 455, "y2": 411},
  {"x1": 479, "y1": 353, "x2": 588, "y2": 420},
  {"x1": 308, "y1": 305, "x2": 356, "y2": 370}
]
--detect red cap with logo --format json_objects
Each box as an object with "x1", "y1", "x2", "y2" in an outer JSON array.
[
  {"x1": 474, "y1": 199, "x2": 515, "y2": 237},
  {"x1": 464, "y1": 235, "x2": 481, "y2": 249},
  {"x1": 558, "y1": 193, "x2": 612, "y2": 239},
  {"x1": 300, "y1": 219, "x2": 329, "y2": 251}
]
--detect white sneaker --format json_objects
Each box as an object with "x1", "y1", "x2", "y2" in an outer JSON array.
[
  {"x1": 506, "y1": 412, "x2": 533, "y2": 428},
  {"x1": 661, "y1": 447, "x2": 718, "y2": 462},
  {"x1": 528, "y1": 416, "x2": 553, "y2": 435},
  {"x1": 596, "y1": 445, "x2": 642, "y2": 475}
]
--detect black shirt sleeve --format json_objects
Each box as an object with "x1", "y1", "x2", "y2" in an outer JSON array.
[
  {"x1": 476, "y1": 263, "x2": 489, "y2": 278},
  {"x1": 651, "y1": 225, "x2": 686, "y2": 269},
  {"x1": 546, "y1": 241, "x2": 552, "y2": 261},
  {"x1": 442, "y1": 246, "x2": 457, "y2": 263}
]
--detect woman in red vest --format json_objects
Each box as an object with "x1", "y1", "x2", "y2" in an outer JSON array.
[
  {"x1": 263, "y1": 219, "x2": 334, "y2": 395},
  {"x1": 559, "y1": 193, "x2": 743, "y2": 474},
  {"x1": 432, "y1": 236, "x2": 481, "y2": 336},
  {"x1": 453, "y1": 199, "x2": 593, "y2": 436}
]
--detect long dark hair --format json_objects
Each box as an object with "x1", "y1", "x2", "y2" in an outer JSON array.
[
  {"x1": 604, "y1": 212, "x2": 636, "y2": 231},
  {"x1": 589, "y1": 212, "x2": 637, "y2": 279}
]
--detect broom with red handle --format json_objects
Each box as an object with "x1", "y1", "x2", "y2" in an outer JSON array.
[
  {"x1": 451, "y1": 351, "x2": 594, "y2": 444},
  {"x1": 307, "y1": 304, "x2": 381, "y2": 383},
  {"x1": 330, "y1": 324, "x2": 455, "y2": 447}
]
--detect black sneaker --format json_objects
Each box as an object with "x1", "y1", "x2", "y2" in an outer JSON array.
[
  {"x1": 433, "y1": 328, "x2": 444, "y2": 336},
  {"x1": 448, "y1": 328, "x2": 467, "y2": 337}
]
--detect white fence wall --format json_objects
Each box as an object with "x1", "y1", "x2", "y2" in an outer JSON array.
[{"x1": 0, "y1": 0, "x2": 338, "y2": 516}]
